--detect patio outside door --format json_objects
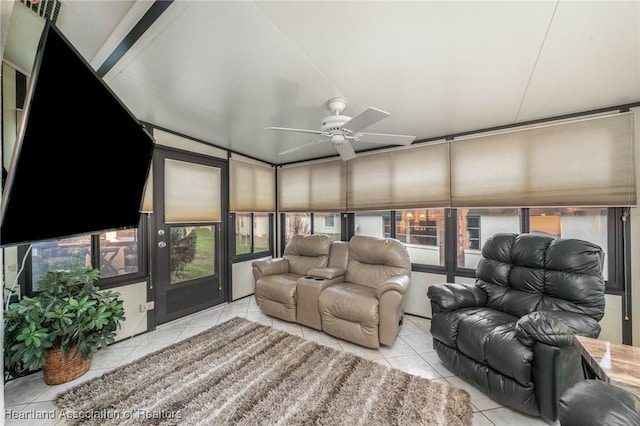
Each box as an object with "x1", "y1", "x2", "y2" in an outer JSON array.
[{"x1": 152, "y1": 148, "x2": 227, "y2": 325}]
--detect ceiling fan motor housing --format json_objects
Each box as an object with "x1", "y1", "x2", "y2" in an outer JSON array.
[{"x1": 321, "y1": 115, "x2": 351, "y2": 132}]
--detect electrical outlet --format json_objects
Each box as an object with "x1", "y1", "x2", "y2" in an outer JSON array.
[{"x1": 139, "y1": 301, "x2": 155, "y2": 312}]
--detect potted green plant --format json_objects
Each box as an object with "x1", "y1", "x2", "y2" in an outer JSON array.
[{"x1": 3, "y1": 266, "x2": 125, "y2": 384}]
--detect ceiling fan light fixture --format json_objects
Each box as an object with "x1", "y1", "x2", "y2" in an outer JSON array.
[{"x1": 331, "y1": 134, "x2": 346, "y2": 145}]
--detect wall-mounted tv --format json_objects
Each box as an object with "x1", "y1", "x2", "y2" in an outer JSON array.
[{"x1": 0, "y1": 21, "x2": 155, "y2": 247}]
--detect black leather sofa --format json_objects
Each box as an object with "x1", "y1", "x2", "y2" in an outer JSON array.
[
  {"x1": 427, "y1": 232, "x2": 606, "y2": 422},
  {"x1": 559, "y1": 380, "x2": 640, "y2": 426}
]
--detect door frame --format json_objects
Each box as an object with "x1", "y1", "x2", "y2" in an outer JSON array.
[{"x1": 150, "y1": 145, "x2": 228, "y2": 326}]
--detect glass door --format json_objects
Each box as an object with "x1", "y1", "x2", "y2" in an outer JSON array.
[{"x1": 152, "y1": 148, "x2": 226, "y2": 325}]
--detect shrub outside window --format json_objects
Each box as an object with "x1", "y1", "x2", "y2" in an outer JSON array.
[
  {"x1": 284, "y1": 213, "x2": 311, "y2": 246},
  {"x1": 169, "y1": 225, "x2": 215, "y2": 285}
]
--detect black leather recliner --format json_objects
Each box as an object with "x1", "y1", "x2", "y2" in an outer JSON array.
[
  {"x1": 559, "y1": 380, "x2": 640, "y2": 426},
  {"x1": 427, "y1": 233, "x2": 606, "y2": 422}
]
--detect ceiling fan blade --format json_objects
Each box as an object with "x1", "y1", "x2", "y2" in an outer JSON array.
[
  {"x1": 278, "y1": 138, "x2": 328, "y2": 156},
  {"x1": 265, "y1": 126, "x2": 324, "y2": 135},
  {"x1": 356, "y1": 132, "x2": 416, "y2": 146},
  {"x1": 342, "y1": 107, "x2": 390, "y2": 132},
  {"x1": 334, "y1": 142, "x2": 357, "y2": 161}
]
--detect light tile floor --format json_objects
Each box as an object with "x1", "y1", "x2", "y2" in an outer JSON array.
[{"x1": 4, "y1": 296, "x2": 557, "y2": 425}]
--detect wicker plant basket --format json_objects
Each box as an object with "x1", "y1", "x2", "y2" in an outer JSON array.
[{"x1": 43, "y1": 346, "x2": 91, "y2": 385}]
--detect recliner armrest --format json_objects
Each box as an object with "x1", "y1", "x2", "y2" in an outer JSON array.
[
  {"x1": 515, "y1": 310, "x2": 601, "y2": 347},
  {"x1": 375, "y1": 275, "x2": 410, "y2": 298},
  {"x1": 427, "y1": 283, "x2": 487, "y2": 312},
  {"x1": 252, "y1": 258, "x2": 289, "y2": 278},
  {"x1": 308, "y1": 267, "x2": 345, "y2": 280}
]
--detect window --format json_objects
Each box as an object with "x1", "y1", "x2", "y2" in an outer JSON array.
[
  {"x1": 466, "y1": 216, "x2": 480, "y2": 250},
  {"x1": 99, "y1": 229, "x2": 139, "y2": 278},
  {"x1": 235, "y1": 213, "x2": 251, "y2": 255},
  {"x1": 253, "y1": 214, "x2": 270, "y2": 252},
  {"x1": 395, "y1": 209, "x2": 445, "y2": 266},
  {"x1": 284, "y1": 213, "x2": 311, "y2": 246},
  {"x1": 313, "y1": 213, "x2": 341, "y2": 241},
  {"x1": 354, "y1": 211, "x2": 391, "y2": 239},
  {"x1": 530, "y1": 207, "x2": 608, "y2": 279},
  {"x1": 30, "y1": 236, "x2": 92, "y2": 291},
  {"x1": 457, "y1": 208, "x2": 521, "y2": 269},
  {"x1": 26, "y1": 224, "x2": 145, "y2": 293},
  {"x1": 234, "y1": 213, "x2": 272, "y2": 256},
  {"x1": 324, "y1": 215, "x2": 335, "y2": 227},
  {"x1": 170, "y1": 225, "x2": 215, "y2": 285}
]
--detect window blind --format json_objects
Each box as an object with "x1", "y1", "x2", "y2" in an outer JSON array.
[
  {"x1": 140, "y1": 163, "x2": 153, "y2": 213},
  {"x1": 450, "y1": 113, "x2": 636, "y2": 207},
  {"x1": 346, "y1": 142, "x2": 451, "y2": 211},
  {"x1": 230, "y1": 154, "x2": 275, "y2": 212},
  {"x1": 164, "y1": 158, "x2": 221, "y2": 222},
  {"x1": 278, "y1": 159, "x2": 346, "y2": 212}
]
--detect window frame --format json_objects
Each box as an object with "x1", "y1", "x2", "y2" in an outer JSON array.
[
  {"x1": 230, "y1": 212, "x2": 274, "y2": 262},
  {"x1": 278, "y1": 212, "x2": 345, "y2": 256},
  {"x1": 338, "y1": 208, "x2": 623, "y2": 294},
  {"x1": 20, "y1": 215, "x2": 149, "y2": 296}
]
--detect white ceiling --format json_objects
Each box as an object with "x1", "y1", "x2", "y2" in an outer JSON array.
[{"x1": 4, "y1": 0, "x2": 640, "y2": 164}]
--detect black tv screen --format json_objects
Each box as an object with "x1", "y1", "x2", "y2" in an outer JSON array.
[{"x1": 0, "y1": 21, "x2": 155, "y2": 247}]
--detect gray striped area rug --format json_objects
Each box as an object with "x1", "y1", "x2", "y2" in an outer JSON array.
[{"x1": 55, "y1": 317, "x2": 472, "y2": 425}]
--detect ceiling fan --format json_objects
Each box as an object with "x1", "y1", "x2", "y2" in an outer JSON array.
[{"x1": 266, "y1": 98, "x2": 416, "y2": 161}]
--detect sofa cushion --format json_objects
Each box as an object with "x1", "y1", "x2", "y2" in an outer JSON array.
[
  {"x1": 319, "y1": 283, "x2": 379, "y2": 323},
  {"x1": 345, "y1": 236, "x2": 410, "y2": 288},
  {"x1": 433, "y1": 307, "x2": 533, "y2": 386},
  {"x1": 318, "y1": 282, "x2": 380, "y2": 348},
  {"x1": 284, "y1": 234, "x2": 331, "y2": 276},
  {"x1": 476, "y1": 233, "x2": 605, "y2": 320},
  {"x1": 255, "y1": 273, "x2": 300, "y2": 304},
  {"x1": 255, "y1": 272, "x2": 300, "y2": 322}
]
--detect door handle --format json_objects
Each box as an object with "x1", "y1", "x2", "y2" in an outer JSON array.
[{"x1": 158, "y1": 241, "x2": 167, "y2": 248}]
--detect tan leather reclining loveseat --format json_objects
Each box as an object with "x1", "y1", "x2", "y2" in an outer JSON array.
[
  {"x1": 252, "y1": 234, "x2": 411, "y2": 349},
  {"x1": 253, "y1": 234, "x2": 348, "y2": 325}
]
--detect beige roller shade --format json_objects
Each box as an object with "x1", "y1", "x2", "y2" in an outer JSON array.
[
  {"x1": 278, "y1": 159, "x2": 346, "y2": 212},
  {"x1": 346, "y1": 142, "x2": 451, "y2": 211},
  {"x1": 140, "y1": 163, "x2": 153, "y2": 213},
  {"x1": 230, "y1": 155, "x2": 275, "y2": 212},
  {"x1": 450, "y1": 113, "x2": 636, "y2": 207},
  {"x1": 164, "y1": 159, "x2": 221, "y2": 222}
]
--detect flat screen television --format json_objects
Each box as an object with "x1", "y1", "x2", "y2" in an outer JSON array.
[{"x1": 0, "y1": 21, "x2": 155, "y2": 247}]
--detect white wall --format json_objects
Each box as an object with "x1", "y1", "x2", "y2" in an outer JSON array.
[
  {"x1": 232, "y1": 257, "x2": 269, "y2": 301},
  {"x1": 112, "y1": 281, "x2": 148, "y2": 341},
  {"x1": 403, "y1": 272, "x2": 471, "y2": 318}
]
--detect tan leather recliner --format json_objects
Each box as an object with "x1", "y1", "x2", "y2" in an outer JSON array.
[
  {"x1": 253, "y1": 234, "x2": 332, "y2": 322},
  {"x1": 318, "y1": 235, "x2": 411, "y2": 349}
]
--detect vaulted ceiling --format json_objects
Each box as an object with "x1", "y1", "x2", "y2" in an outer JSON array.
[{"x1": 4, "y1": 0, "x2": 640, "y2": 164}]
